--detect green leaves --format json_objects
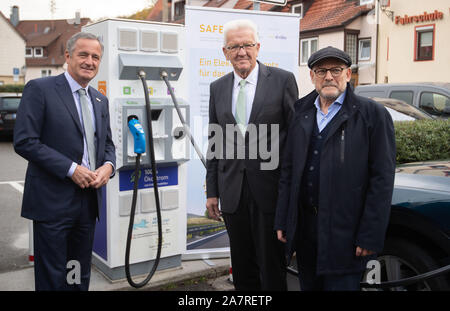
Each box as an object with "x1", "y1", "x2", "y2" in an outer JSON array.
[{"x1": 395, "y1": 120, "x2": 450, "y2": 164}]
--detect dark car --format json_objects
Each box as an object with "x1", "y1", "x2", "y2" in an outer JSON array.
[
  {"x1": 376, "y1": 161, "x2": 450, "y2": 290},
  {"x1": 0, "y1": 93, "x2": 21, "y2": 136}
]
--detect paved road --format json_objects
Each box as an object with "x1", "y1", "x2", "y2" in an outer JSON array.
[{"x1": 0, "y1": 136, "x2": 30, "y2": 273}]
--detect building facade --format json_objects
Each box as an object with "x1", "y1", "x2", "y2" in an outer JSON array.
[
  {"x1": 377, "y1": 0, "x2": 450, "y2": 84},
  {"x1": 0, "y1": 11, "x2": 26, "y2": 85},
  {"x1": 15, "y1": 14, "x2": 90, "y2": 83},
  {"x1": 297, "y1": 0, "x2": 376, "y2": 96}
]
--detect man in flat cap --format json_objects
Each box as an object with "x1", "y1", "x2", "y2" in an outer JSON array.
[{"x1": 274, "y1": 46, "x2": 396, "y2": 290}]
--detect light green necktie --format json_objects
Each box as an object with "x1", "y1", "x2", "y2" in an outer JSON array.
[
  {"x1": 77, "y1": 88, "x2": 96, "y2": 171},
  {"x1": 235, "y1": 79, "x2": 247, "y2": 135}
]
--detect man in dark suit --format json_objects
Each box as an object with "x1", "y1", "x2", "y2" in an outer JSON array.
[
  {"x1": 14, "y1": 32, "x2": 116, "y2": 291},
  {"x1": 205, "y1": 19, "x2": 298, "y2": 290},
  {"x1": 275, "y1": 47, "x2": 396, "y2": 290}
]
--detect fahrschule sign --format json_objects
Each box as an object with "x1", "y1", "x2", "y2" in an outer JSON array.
[{"x1": 395, "y1": 10, "x2": 444, "y2": 25}]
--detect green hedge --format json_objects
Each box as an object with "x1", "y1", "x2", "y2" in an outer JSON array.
[
  {"x1": 395, "y1": 120, "x2": 450, "y2": 164},
  {"x1": 0, "y1": 84, "x2": 24, "y2": 93}
]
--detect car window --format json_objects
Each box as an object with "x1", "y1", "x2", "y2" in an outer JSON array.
[
  {"x1": 419, "y1": 92, "x2": 450, "y2": 117},
  {"x1": 355, "y1": 90, "x2": 386, "y2": 98},
  {"x1": 0, "y1": 97, "x2": 21, "y2": 110},
  {"x1": 389, "y1": 91, "x2": 414, "y2": 106}
]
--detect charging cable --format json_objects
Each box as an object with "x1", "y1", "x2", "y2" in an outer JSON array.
[{"x1": 124, "y1": 70, "x2": 163, "y2": 288}]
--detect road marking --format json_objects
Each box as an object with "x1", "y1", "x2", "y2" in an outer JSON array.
[
  {"x1": 13, "y1": 232, "x2": 29, "y2": 249},
  {"x1": 0, "y1": 180, "x2": 24, "y2": 185},
  {"x1": 9, "y1": 182, "x2": 24, "y2": 194},
  {"x1": 0, "y1": 181, "x2": 24, "y2": 193}
]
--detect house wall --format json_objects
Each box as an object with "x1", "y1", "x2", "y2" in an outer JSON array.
[
  {"x1": 298, "y1": 31, "x2": 345, "y2": 97},
  {"x1": 377, "y1": 0, "x2": 450, "y2": 83},
  {"x1": 347, "y1": 14, "x2": 377, "y2": 85},
  {"x1": 0, "y1": 15, "x2": 25, "y2": 85},
  {"x1": 25, "y1": 66, "x2": 65, "y2": 83}
]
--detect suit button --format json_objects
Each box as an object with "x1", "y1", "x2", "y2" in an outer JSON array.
[
  {"x1": 305, "y1": 115, "x2": 308, "y2": 119},
  {"x1": 309, "y1": 166, "x2": 314, "y2": 171}
]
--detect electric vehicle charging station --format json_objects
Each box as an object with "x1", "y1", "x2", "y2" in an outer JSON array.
[{"x1": 82, "y1": 19, "x2": 190, "y2": 281}]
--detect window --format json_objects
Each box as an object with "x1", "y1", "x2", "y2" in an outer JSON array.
[
  {"x1": 25, "y1": 47, "x2": 33, "y2": 57},
  {"x1": 291, "y1": 4, "x2": 303, "y2": 18},
  {"x1": 358, "y1": 38, "x2": 371, "y2": 61},
  {"x1": 174, "y1": 1, "x2": 185, "y2": 17},
  {"x1": 420, "y1": 92, "x2": 450, "y2": 117},
  {"x1": 345, "y1": 33, "x2": 358, "y2": 65},
  {"x1": 34, "y1": 47, "x2": 43, "y2": 57},
  {"x1": 389, "y1": 91, "x2": 414, "y2": 106},
  {"x1": 415, "y1": 25, "x2": 434, "y2": 61},
  {"x1": 41, "y1": 69, "x2": 52, "y2": 77},
  {"x1": 300, "y1": 38, "x2": 318, "y2": 65}
]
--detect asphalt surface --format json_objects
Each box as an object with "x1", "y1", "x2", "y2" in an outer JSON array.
[{"x1": 0, "y1": 135, "x2": 29, "y2": 273}]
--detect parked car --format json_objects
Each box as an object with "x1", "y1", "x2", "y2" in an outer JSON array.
[
  {"x1": 0, "y1": 93, "x2": 21, "y2": 136},
  {"x1": 376, "y1": 161, "x2": 450, "y2": 291},
  {"x1": 372, "y1": 97, "x2": 433, "y2": 121},
  {"x1": 355, "y1": 83, "x2": 450, "y2": 119}
]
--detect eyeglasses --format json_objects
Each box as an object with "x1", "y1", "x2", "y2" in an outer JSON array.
[
  {"x1": 225, "y1": 43, "x2": 257, "y2": 53},
  {"x1": 313, "y1": 67, "x2": 346, "y2": 78}
]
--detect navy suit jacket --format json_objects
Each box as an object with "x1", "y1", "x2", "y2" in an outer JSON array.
[{"x1": 14, "y1": 73, "x2": 116, "y2": 221}]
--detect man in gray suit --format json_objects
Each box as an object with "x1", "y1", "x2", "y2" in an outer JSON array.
[{"x1": 205, "y1": 19, "x2": 298, "y2": 290}]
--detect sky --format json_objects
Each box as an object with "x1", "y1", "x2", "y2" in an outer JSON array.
[{"x1": 0, "y1": 0, "x2": 155, "y2": 21}]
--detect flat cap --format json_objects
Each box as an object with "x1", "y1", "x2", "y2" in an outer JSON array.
[{"x1": 308, "y1": 46, "x2": 352, "y2": 69}]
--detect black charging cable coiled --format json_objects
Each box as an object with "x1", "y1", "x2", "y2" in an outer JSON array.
[{"x1": 124, "y1": 71, "x2": 163, "y2": 288}]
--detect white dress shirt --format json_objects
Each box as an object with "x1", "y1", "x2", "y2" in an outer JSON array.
[
  {"x1": 232, "y1": 62, "x2": 259, "y2": 125},
  {"x1": 64, "y1": 71, "x2": 115, "y2": 178}
]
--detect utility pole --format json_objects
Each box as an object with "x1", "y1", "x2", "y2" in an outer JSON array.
[
  {"x1": 50, "y1": 0, "x2": 56, "y2": 19},
  {"x1": 50, "y1": 0, "x2": 56, "y2": 29}
]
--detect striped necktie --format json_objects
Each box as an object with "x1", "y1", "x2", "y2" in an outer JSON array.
[{"x1": 77, "y1": 88, "x2": 96, "y2": 171}]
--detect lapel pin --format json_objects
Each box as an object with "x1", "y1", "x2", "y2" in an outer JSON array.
[{"x1": 96, "y1": 97, "x2": 101, "y2": 102}]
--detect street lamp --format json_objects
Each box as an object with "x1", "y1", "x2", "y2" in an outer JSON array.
[{"x1": 379, "y1": 0, "x2": 394, "y2": 21}]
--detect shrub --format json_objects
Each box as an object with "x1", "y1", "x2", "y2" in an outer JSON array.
[
  {"x1": 0, "y1": 84, "x2": 24, "y2": 93},
  {"x1": 395, "y1": 120, "x2": 450, "y2": 164}
]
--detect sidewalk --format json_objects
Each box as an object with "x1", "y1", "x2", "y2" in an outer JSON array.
[{"x1": 0, "y1": 258, "x2": 232, "y2": 291}]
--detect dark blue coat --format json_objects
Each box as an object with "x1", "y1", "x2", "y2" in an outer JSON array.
[
  {"x1": 274, "y1": 84, "x2": 396, "y2": 275},
  {"x1": 13, "y1": 73, "x2": 116, "y2": 221}
]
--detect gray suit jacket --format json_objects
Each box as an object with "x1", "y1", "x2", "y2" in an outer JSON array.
[{"x1": 206, "y1": 62, "x2": 298, "y2": 213}]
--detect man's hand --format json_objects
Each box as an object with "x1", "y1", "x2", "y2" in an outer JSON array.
[
  {"x1": 206, "y1": 197, "x2": 221, "y2": 221},
  {"x1": 71, "y1": 165, "x2": 97, "y2": 189},
  {"x1": 89, "y1": 163, "x2": 113, "y2": 189},
  {"x1": 277, "y1": 230, "x2": 287, "y2": 243},
  {"x1": 355, "y1": 246, "x2": 375, "y2": 257}
]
